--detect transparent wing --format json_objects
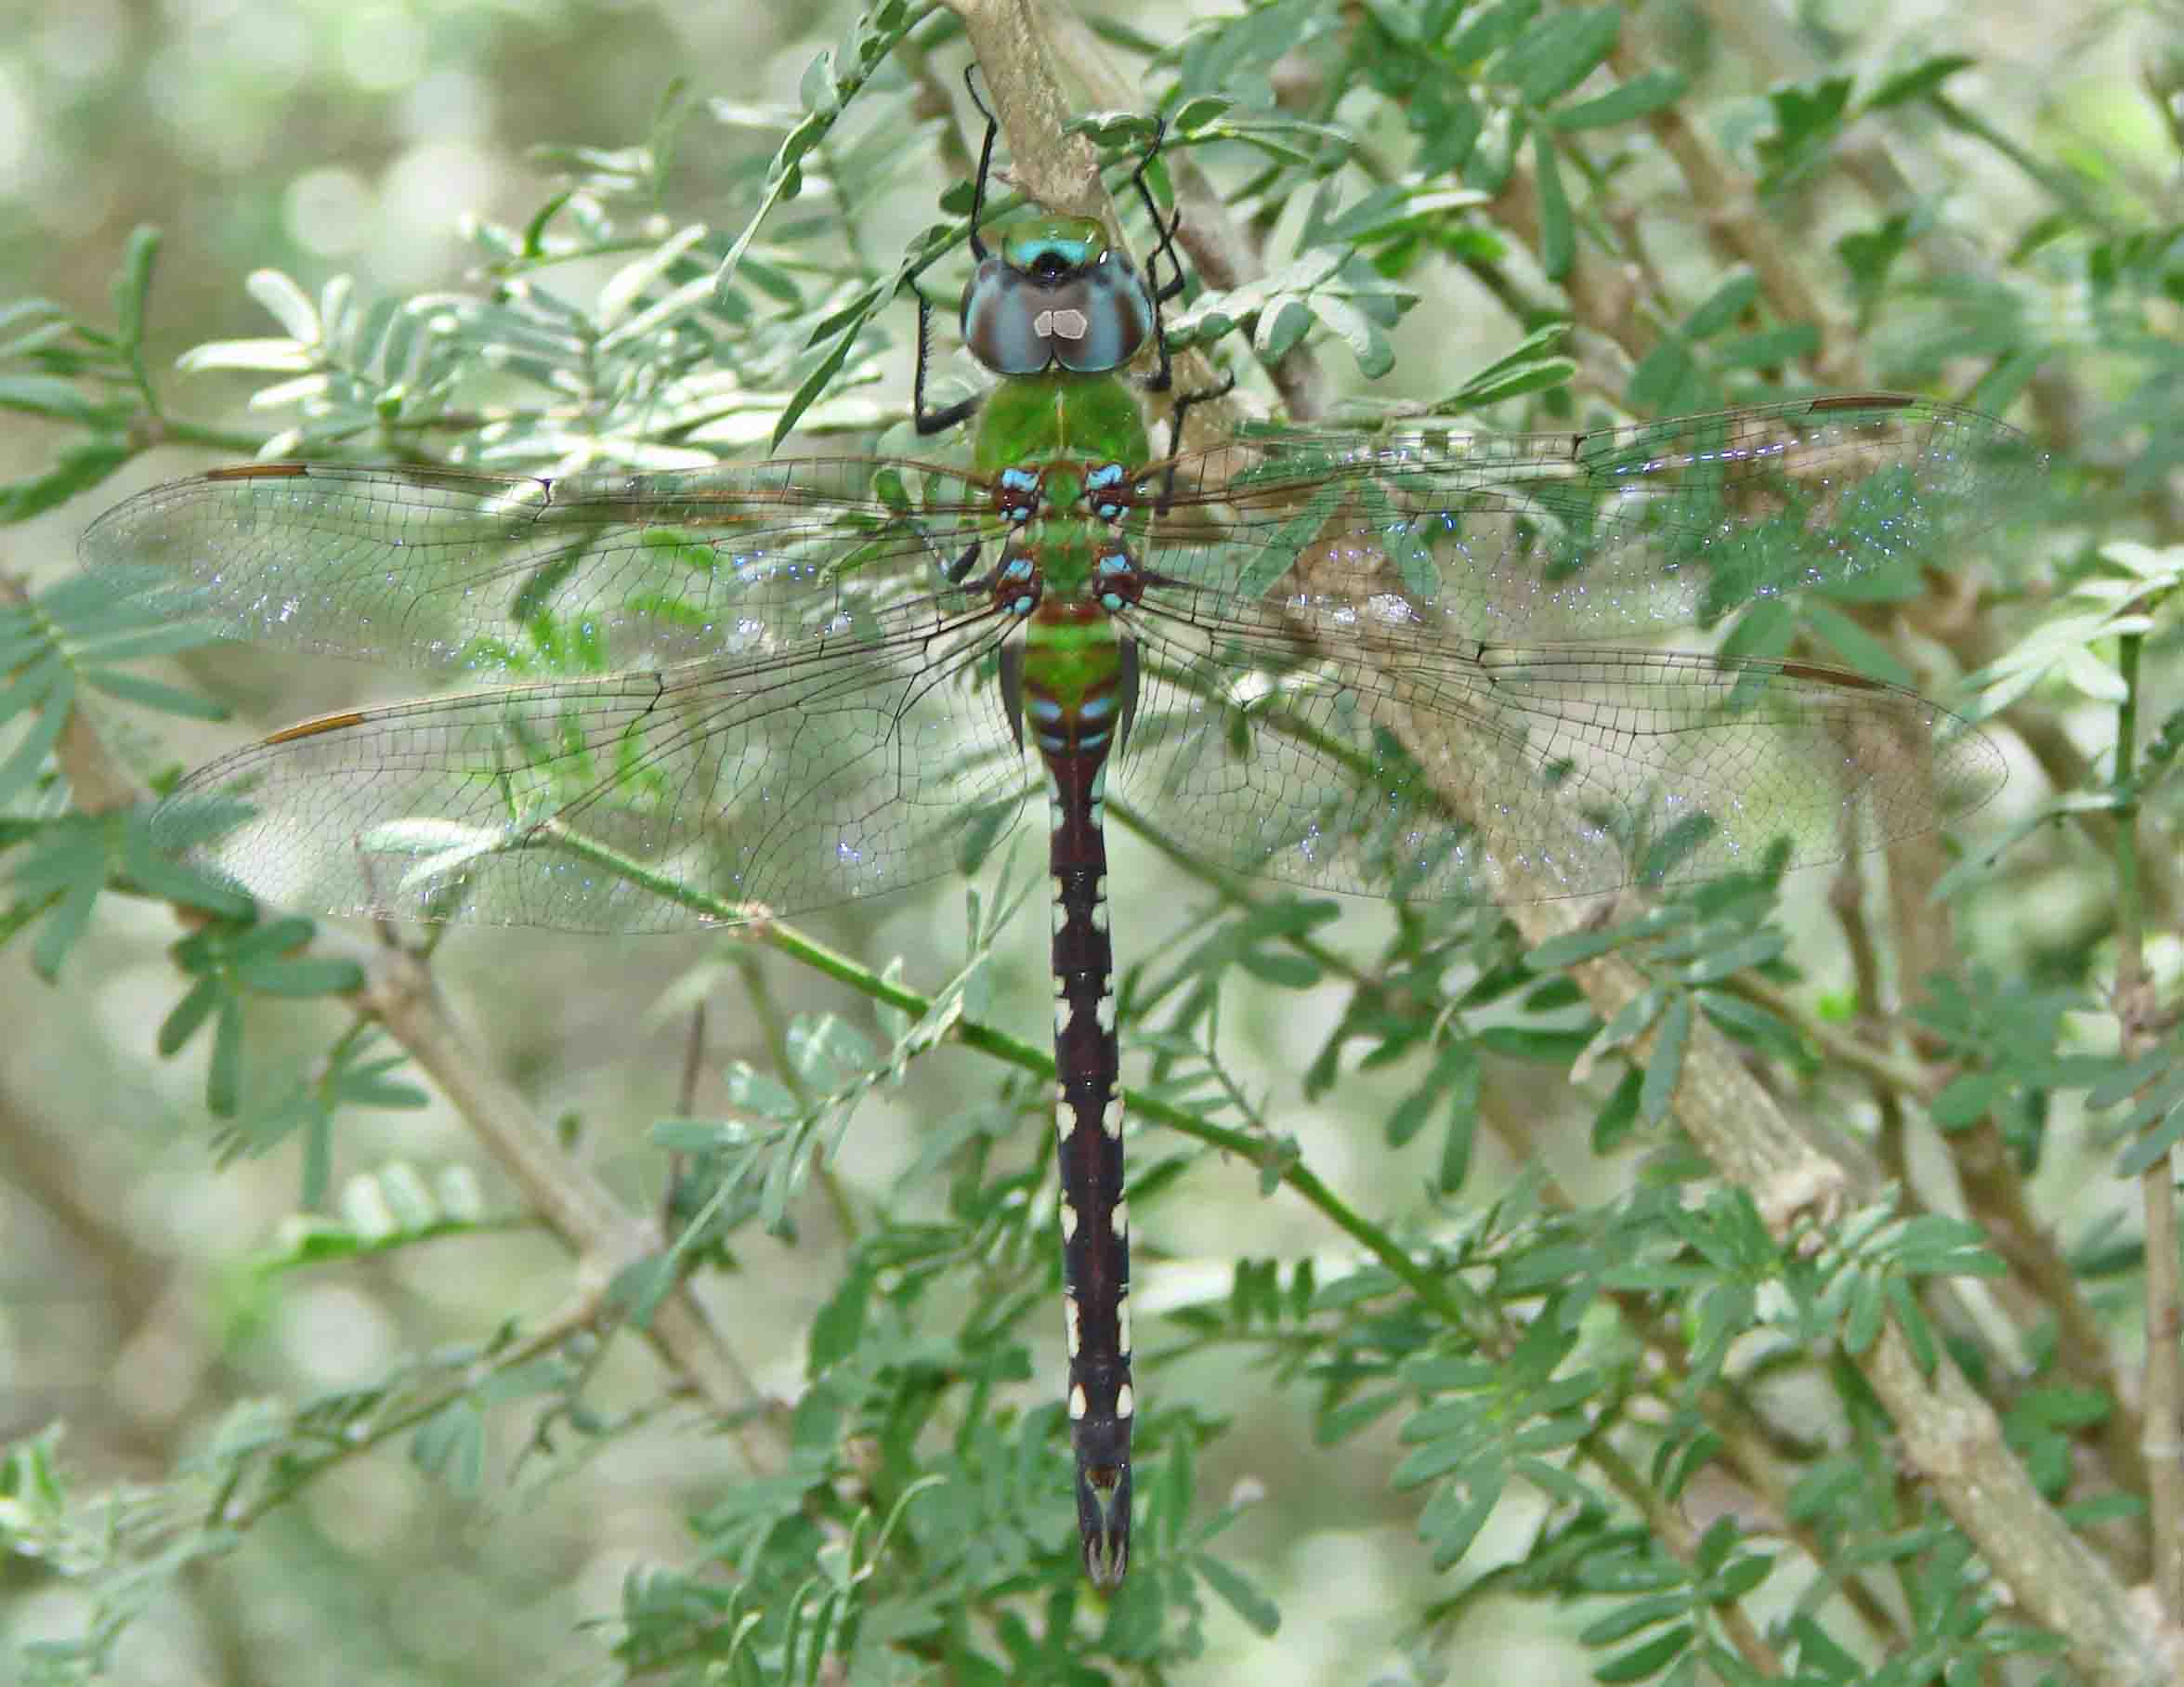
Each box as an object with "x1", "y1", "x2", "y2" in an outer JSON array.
[
  {"x1": 1116, "y1": 394, "x2": 2028, "y2": 898},
  {"x1": 1151, "y1": 393, "x2": 2034, "y2": 637},
  {"x1": 77, "y1": 458, "x2": 1009, "y2": 677},
  {"x1": 151, "y1": 601, "x2": 1029, "y2": 932},
  {"x1": 90, "y1": 461, "x2": 1033, "y2": 930},
  {"x1": 91, "y1": 393, "x2": 2034, "y2": 921}
]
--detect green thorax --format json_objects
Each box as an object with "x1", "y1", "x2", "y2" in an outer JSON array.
[
  {"x1": 973, "y1": 370, "x2": 1150, "y2": 752},
  {"x1": 972, "y1": 368, "x2": 1152, "y2": 481},
  {"x1": 974, "y1": 369, "x2": 1151, "y2": 610}
]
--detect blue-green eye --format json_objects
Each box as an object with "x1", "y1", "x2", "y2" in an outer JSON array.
[{"x1": 958, "y1": 216, "x2": 1156, "y2": 376}]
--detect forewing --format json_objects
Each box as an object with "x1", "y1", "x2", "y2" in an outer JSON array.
[
  {"x1": 1152, "y1": 394, "x2": 2036, "y2": 641},
  {"x1": 78, "y1": 459, "x2": 1000, "y2": 677}
]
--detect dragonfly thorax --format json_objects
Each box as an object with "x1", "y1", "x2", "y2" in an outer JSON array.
[
  {"x1": 961, "y1": 215, "x2": 1156, "y2": 376},
  {"x1": 985, "y1": 532, "x2": 1146, "y2": 620}
]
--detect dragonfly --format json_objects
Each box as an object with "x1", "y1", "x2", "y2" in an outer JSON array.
[{"x1": 79, "y1": 84, "x2": 2030, "y2": 1589}]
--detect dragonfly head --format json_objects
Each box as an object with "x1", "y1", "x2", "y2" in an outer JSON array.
[{"x1": 961, "y1": 215, "x2": 1155, "y2": 377}]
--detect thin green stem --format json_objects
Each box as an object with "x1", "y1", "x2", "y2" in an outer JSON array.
[
  {"x1": 541, "y1": 817, "x2": 1476, "y2": 1328},
  {"x1": 1928, "y1": 92, "x2": 2118, "y2": 234},
  {"x1": 223, "y1": 1293, "x2": 617, "y2": 1532},
  {"x1": 1110, "y1": 797, "x2": 1367, "y2": 987},
  {"x1": 147, "y1": 419, "x2": 270, "y2": 456},
  {"x1": 1580, "y1": 1434, "x2": 1785, "y2": 1677}
]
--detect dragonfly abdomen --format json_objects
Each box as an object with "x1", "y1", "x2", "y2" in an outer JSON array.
[{"x1": 1028, "y1": 598, "x2": 1134, "y2": 1588}]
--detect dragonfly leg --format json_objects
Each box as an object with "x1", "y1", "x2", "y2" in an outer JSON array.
[
  {"x1": 997, "y1": 637, "x2": 1026, "y2": 753},
  {"x1": 961, "y1": 63, "x2": 998, "y2": 263},
  {"x1": 1118, "y1": 112, "x2": 1235, "y2": 470},
  {"x1": 909, "y1": 66, "x2": 1009, "y2": 436},
  {"x1": 943, "y1": 536, "x2": 985, "y2": 584},
  {"x1": 1123, "y1": 118, "x2": 1188, "y2": 399},
  {"x1": 1153, "y1": 369, "x2": 1238, "y2": 510},
  {"x1": 911, "y1": 284, "x2": 981, "y2": 436},
  {"x1": 1126, "y1": 118, "x2": 1186, "y2": 309}
]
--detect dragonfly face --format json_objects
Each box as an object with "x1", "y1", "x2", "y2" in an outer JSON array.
[
  {"x1": 961, "y1": 215, "x2": 1157, "y2": 375},
  {"x1": 76, "y1": 70, "x2": 2037, "y2": 1592}
]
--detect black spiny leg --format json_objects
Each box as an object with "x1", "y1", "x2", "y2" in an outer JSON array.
[
  {"x1": 1119, "y1": 113, "x2": 1236, "y2": 504},
  {"x1": 1125, "y1": 127, "x2": 1184, "y2": 308},
  {"x1": 912, "y1": 281, "x2": 981, "y2": 437},
  {"x1": 961, "y1": 63, "x2": 998, "y2": 264},
  {"x1": 1155, "y1": 370, "x2": 1236, "y2": 506},
  {"x1": 911, "y1": 66, "x2": 1004, "y2": 437}
]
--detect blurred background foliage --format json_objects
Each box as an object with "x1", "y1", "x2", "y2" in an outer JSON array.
[{"x1": 2, "y1": 0, "x2": 2181, "y2": 1681}]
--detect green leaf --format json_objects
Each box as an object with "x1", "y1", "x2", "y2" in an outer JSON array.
[
  {"x1": 85, "y1": 667, "x2": 227, "y2": 720},
  {"x1": 1307, "y1": 294, "x2": 1393, "y2": 378},
  {"x1": 1447, "y1": 353, "x2": 1576, "y2": 407},
  {"x1": 0, "y1": 682, "x2": 71, "y2": 806},
  {"x1": 1592, "y1": 1066, "x2": 1644, "y2": 1152},
  {"x1": 1837, "y1": 213, "x2": 1913, "y2": 302},
  {"x1": 1171, "y1": 94, "x2": 1235, "y2": 134},
  {"x1": 0, "y1": 437, "x2": 134, "y2": 522},
  {"x1": 1192, "y1": 1551, "x2": 1280, "y2": 1636},
  {"x1": 1694, "y1": 990, "x2": 1809, "y2": 1067},
  {"x1": 1678, "y1": 931, "x2": 1785, "y2": 986},
  {"x1": 0, "y1": 645, "x2": 68, "y2": 722},
  {"x1": 1526, "y1": 923, "x2": 1628, "y2": 970},
  {"x1": 1317, "y1": 1389, "x2": 1402, "y2": 1445},
  {"x1": 1930, "y1": 1069, "x2": 2002, "y2": 1129},
  {"x1": 1798, "y1": 604, "x2": 1916, "y2": 686},
  {"x1": 1549, "y1": 68, "x2": 1686, "y2": 129},
  {"x1": 807, "y1": 1264, "x2": 870, "y2": 1372},
  {"x1": 771, "y1": 306, "x2": 878, "y2": 448},
  {"x1": 1438, "y1": 1066, "x2": 1478, "y2": 1193},
  {"x1": 1887, "y1": 1276, "x2": 1939, "y2": 1374},
  {"x1": 1638, "y1": 991, "x2": 1692, "y2": 1125},
  {"x1": 1711, "y1": 323, "x2": 1820, "y2": 371},
  {"x1": 30, "y1": 874, "x2": 99, "y2": 983},
  {"x1": 115, "y1": 226, "x2": 163, "y2": 357},
  {"x1": 234, "y1": 956, "x2": 366, "y2": 998},
  {"x1": 1681, "y1": 273, "x2": 1759, "y2": 339},
  {"x1": 1625, "y1": 339, "x2": 1709, "y2": 414},
  {"x1": 1596, "y1": 1625, "x2": 1694, "y2": 1680},
  {"x1": 1843, "y1": 1273, "x2": 1884, "y2": 1354},
  {"x1": 1864, "y1": 53, "x2": 1974, "y2": 111},
  {"x1": 1417, "y1": 1462, "x2": 1504, "y2": 1566},
  {"x1": 158, "y1": 975, "x2": 223, "y2": 1055},
  {"x1": 1756, "y1": 76, "x2": 1852, "y2": 188},
  {"x1": 1501, "y1": 6, "x2": 1621, "y2": 107},
  {"x1": 208, "y1": 994, "x2": 245, "y2": 1118},
  {"x1": 72, "y1": 621, "x2": 227, "y2": 664},
  {"x1": 1532, "y1": 128, "x2": 1574, "y2": 281},
  {"x1": 0, "y1": 376, "x2": 106, "y2": 423},
  {"x1": 1447, "y1": 0, "x2": 1537, "y2": 65},
  {"x1": 1583, "y1": 1591, "x2": 1692, "y2": 1645},
  {"x1": 412, "y1": 1400, "x2": 487, "y2": 1496},
  {"x1": 2115, "y1": 1100, "x2": 2184, "y2": 1178}
]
